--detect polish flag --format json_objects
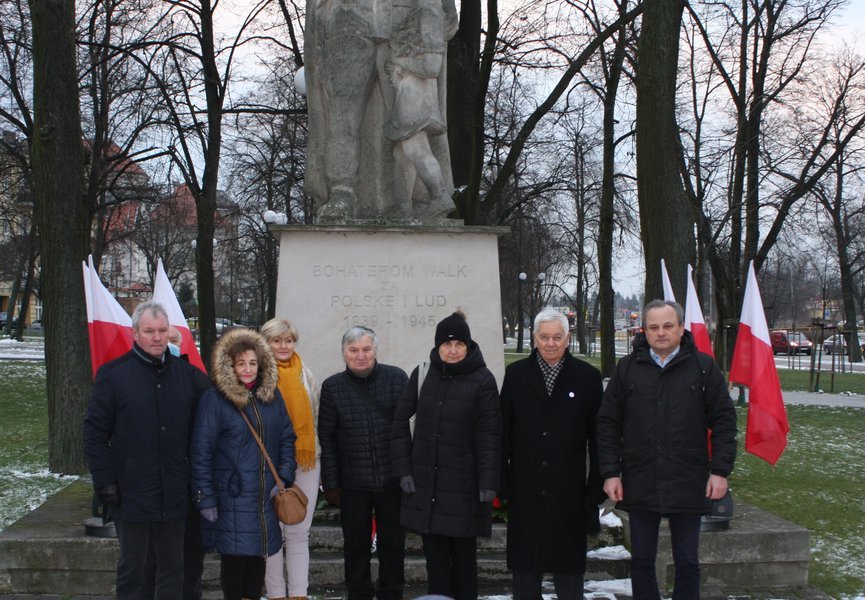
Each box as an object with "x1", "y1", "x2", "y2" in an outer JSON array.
[
  {"x1": 152, "y1": 258, "x2": 207, "y2": 373},
  {"x1": 83, "y1": 256, "x2": 133, "y2": 377},
  {"x1": 660, "y1": 258, "x2": 676, "y2": 302},
  {"x1": 729, "y1": 261, "x2": 789, "y2": 465},
  {"x1": 685, "y1": 265, "x2": 714, "y2": 357}
]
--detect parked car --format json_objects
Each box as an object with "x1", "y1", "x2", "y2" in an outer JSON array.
[
  {"x1": 822, "y1": 333, "x2": 865, "y2": 355},
  {"x1": 215, "y1": 317, "x2": 241, "y2": 334},
  {"x1": 27, "y1": 319, "x2": 43, "y2": 332},
  {"x1": 770, "y1": 330, "x2": 813, "y2": 355}
]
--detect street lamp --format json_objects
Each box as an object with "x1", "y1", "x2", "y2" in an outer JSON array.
[
  {"x1": 263, "y1": 210, "x2": 288, "y2": 225},
  {"x1": 529, "y1": 273, "x2": 546, "y2": 348},
  {"x1": 516, "y1": 272, "x2": 527, "y2": 353}
]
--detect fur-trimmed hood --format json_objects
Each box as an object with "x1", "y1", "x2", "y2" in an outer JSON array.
[{"x1": 211, "y1": 328, "x2": 279, "y2": 409}]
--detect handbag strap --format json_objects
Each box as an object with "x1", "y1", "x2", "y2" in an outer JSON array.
[{"x1": 238, "y1": 408, "x2": 285, "y2": 492}]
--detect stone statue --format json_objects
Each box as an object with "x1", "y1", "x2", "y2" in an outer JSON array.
[{"x1": 304, "y1": 0, "x2": 458, "y2": 220}]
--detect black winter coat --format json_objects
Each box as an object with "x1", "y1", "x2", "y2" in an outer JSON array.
[
  {"x1": 190, "y1": 328, "x2": 297, "y2": 558},
  {"x1": 596, "y1": 331, "x2": 737, "y2": 514},
  {"x1": 84, "y1": 345, "x2": 208, "y2": 522},
  {"x1": 391, "y1": 343, "x2": 502, "y2": 538},
  {"x1": 500, "y1": 349, "x2": 604, "y2": 573},
  {"x1": 318, "y1": 362, "x2": 408, "y2": 492}
]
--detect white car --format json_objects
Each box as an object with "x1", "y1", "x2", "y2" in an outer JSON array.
[{"x1": 822, "y1": 333, "x2": 865, "y2": 355}]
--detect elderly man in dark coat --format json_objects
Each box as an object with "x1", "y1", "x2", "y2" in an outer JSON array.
[{"x1": 500, "y1": 307, "x2": 605, "y2": 600}]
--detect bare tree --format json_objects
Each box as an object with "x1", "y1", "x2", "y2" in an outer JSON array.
[
  {"x1": 805, "y1": 47, "x2": 865, "y2": 362},
  {"x1": 681, "y1": 0, "x2": 859, "y2": 363}
]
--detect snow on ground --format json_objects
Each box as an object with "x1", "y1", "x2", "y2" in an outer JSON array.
[
  {"x1": 587, "y1": 545, "x2": 630, "y2": 560},
  {"x1": 0, "y1": 338, "x2": 45, "y2": 361}
]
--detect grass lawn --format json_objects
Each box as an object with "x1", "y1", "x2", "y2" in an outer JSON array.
[
  {"x1": 0, "y1": 362, "x2": 74, "y2": 530},
  {"x1": 732, "y1": 405, "x2": 865, "y2": 598}
]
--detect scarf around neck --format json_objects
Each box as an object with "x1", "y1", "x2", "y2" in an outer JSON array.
[{"x1": 277, "y1": 352, "x2": 316, "y2": 470}]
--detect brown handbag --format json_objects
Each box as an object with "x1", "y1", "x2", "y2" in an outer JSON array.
[{"x1": 238, "y1": 410, "x2": 308, "y2": 525}]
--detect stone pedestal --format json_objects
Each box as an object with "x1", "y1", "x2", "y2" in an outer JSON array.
[
  {"x1": 271, "y1": 224, "x2": 509, "y2": 384},
  {"x1": 619, "y1": 499, "x2": 810, "y2": 589}
]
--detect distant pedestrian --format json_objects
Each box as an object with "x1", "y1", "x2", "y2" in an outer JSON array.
[
  {"x1": 392, "y1": 310, "x2": 502, "y2": 600},
  {"x1": 597, "y1": 300, "x2": 737, "y2": 599},
  {"x1": 500, "y1": 307, "x2": 604, "y2": 600},
  {"x1": 318, "y1": 326, "x2": 408, "y2": 600}
]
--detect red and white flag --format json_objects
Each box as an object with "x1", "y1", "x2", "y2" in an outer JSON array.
[
  {"x1": 152, "y1": 258, "x2": 207, "y2": 373},
  {"x1": 685, "y1": 264, "x2": 714, "y2": 357},
  {"x1": 729, "y1": 261, "x2": 789, "y2": 465},
  {"x1": 83, "y1": 256, "x2": 133, "y2": 377},
  {"x1": 660, "y1": 258, "x2": 676, "y2": 302}
]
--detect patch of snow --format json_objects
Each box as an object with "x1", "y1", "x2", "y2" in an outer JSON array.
[
  {"x1": 587, "y1": 545, "x2": 630, "y2": 560},
  {"x1": 585, "y1": 578, "x2": 632, "y2": 596},
  {"x1": 600, "y1": 511, "x2": 622, "y2": 528}
]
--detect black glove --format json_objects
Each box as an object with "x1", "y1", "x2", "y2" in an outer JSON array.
[
  {"x1": 96, "y1": 483, "x2": 120, "y2": 507},
  {"x1": 324, "y1": 488, "x2": 341, "y2": 507},
  {"x1": 400, "y1": 475, "x2": 416, "y2": 494},
  {"x1": 480, "y1": 489, "x2": 496, "y2": 503},
  {"x1": 585, "y1": 504, "x2": 601, "y2": 536}
]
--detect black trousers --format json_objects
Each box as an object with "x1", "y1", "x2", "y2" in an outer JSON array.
[
  {"x1": 629, "y1": 511, "x2": 701, "y2": 600},
  {"x1": 421, "y1": 534, "x2": 477, "y2": 600},
  {"x1": 142, "y1": 510, "x2": 205, "y2": 600},
  {"x1": 114, "y1": 517, "x2": 185, "y2": 600},
  {"x1": 340, "y1": 487, "x2": 405, "y2": 600},
  {"x1": 220, "y1": 554, "x2": 266, "y2": 600},
  {"x1": 512, "y1": 570, "x2": 584, "y2": 600}
]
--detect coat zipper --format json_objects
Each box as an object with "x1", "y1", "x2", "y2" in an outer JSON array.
[{"x1": 250, "y1": 394, "x2": 268, "y2": 557}]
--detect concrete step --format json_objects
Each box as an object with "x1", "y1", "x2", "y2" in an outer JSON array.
[
  {"x1": 0, "y1": 481, "x2": 812, "y2": 596},
  {"x1": 0, "y1": 482, "x2": 629, "y2": 594}
]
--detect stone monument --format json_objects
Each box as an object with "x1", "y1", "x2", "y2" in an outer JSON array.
[
  {"x1": 274, "y1": 0, "x2": 506, "y2": 382},
  {"x1": 303, "y1": 0, "x2": 458, "y2": 219}
]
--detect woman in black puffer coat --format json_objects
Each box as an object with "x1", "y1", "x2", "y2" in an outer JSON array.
[
  {"x1": 392, "y1": 311, "x2": 502, "y2": 600},
  {"x1": 191, "y1": 328, "x2": 297, "y2": 600}
]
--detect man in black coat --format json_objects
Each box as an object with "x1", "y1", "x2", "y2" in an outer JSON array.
[
  {"x1": 500, "y1": 307, "x2": 605, "y2": 600},
  {"x1": 84, "y1": 302, "x2": 207, "y2": 600},
  {"x1": 597, "y1": 300, "x2": 737, "y2": 600},
  {"x1": 318, "y1": 326, "x2": 408, "y2": 600}
]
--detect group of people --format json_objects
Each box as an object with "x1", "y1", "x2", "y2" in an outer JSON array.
[{"x1": 84, "y1": 298, "x2": 737, "y2": 600}]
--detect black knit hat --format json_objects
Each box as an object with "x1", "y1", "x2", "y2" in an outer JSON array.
[{"x1": 435, "y1": 312, "x2": 472, "y2": 348}]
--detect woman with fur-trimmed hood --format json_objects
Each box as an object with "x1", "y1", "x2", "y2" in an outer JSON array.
[{"x1": 191, "y1": 328, "x2": 297, "y2": 600}]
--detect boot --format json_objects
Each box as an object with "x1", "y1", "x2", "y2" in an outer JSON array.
[{"x1": 289, "y1": 596, "x2": 308, "y2": 600}]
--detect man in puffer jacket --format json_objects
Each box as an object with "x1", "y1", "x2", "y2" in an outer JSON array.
[
  {"x1": 597, "y1": 300, "x2": 737, "y2": 600},
  {"x1": 318, "y1": 326, "x2": 408, "y2": 600}
]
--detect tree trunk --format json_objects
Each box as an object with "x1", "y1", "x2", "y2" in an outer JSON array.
[
  {"x1": 29, "y1": 0, "x2": 91, "y2": 474},
  {"x1": 598, "y1": 1, "x2": 628, "y2": 378},
  {"x1": 636, "y1": 0, "x2": 694, "y2": 300},
  {"x1": 446, "y1": 0, "x2": 481, "y2": 191},
  {"x1": 195, "y1": 0, "x2": 224, "y2": 367}
]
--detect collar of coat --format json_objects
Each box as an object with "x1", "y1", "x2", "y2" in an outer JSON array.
[
  {"x1": 131, "y1": 343, "x2": 166, "y2": 369},
  {"x1": 428, "y1": 340, "x2": 486, "y2": 376},
  {"x1": 211, "y1": 328, "x2": 278, "y2": 409}
]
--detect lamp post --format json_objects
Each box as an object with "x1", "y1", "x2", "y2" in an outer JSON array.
[
  {"x1": 529, "y1": 273, "x2": 545, "y2": 348},
  {"x1": 516, "y1": 272, "x2": 527, "y2": 353}
]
